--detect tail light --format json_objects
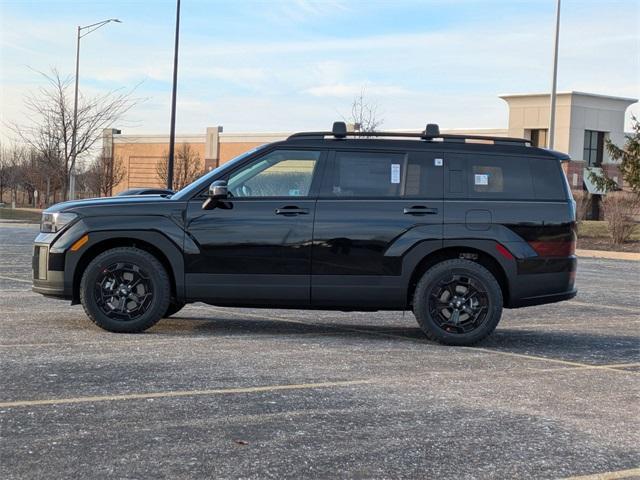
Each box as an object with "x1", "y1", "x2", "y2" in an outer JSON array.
[
  {"x1": 528, "y1": 240, "x2": 576, "y2": 257},
  {"x1": 528, "y1": 226, "x2": 577, "y2": 258}
]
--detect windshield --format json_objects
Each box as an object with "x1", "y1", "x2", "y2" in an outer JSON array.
[{"x1": 170, "y1": 145, "x2": 267, "y2": 200}]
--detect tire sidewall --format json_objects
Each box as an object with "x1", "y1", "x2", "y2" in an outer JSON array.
[
  {"x1": 414, "y1": 260, "x2": 503, "y2": 346},
  {"x1": 80, "y1": 248, "x2": 170, "y2": 333}
]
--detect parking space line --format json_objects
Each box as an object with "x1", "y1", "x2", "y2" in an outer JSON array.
[
  {"x1": 0, "y1": 275, "x2": 32, "y2": 283},
  {"x1": 470, "y1": 348, "x2": 639, "y2": 373},
  {"x1": 561, "y1": 467, "x2": 640, "y2": 480},
  {"x1": 529, "y1": 363, "x2": 640, "y2": 373},
  {"x1": 0, "y1": 379, "x2": 373, "y2": 408}
]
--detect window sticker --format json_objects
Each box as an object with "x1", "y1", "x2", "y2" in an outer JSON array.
[
  {"x1": 434, "y1": 158, "x2": 443, "y2": 166},
  {"x1": 391, "y1": 164, "x2": 401, "y2": 184},
  {"x1": 474, "y1": 174, "x2": 489, "y2": 186}
]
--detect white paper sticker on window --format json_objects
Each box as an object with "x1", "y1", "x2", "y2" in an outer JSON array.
[
  {"x1": 391, "y1": 164, "x2": 401, "y2": 184},
  {"x1": 474, "y1": 174, "x2": 489, "y2": 186},
  {"x1": 434, "y1": 158, "x2": 443, "y2": 166}
]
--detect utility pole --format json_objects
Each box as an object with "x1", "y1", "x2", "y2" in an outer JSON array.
[
  {"x1": 68, "y1": 18, "x2": 121, "y2": 200},
  {"x1": 69, "y1": 25, "x2": 81, "y2": 200},
  {"x1": 167, "y1": 0, "x2": 181, "y2": 190},
  {"x1": 548, "y1": 0, "x2": 561, "y2": 150}
]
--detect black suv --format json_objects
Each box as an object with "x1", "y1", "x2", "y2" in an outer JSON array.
[{"x1": 32, "y1": 123, "x2": 577, "y2": 345}]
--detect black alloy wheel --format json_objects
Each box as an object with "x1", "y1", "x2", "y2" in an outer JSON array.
[
  {"x1": 428, "y1": 273, "x2": 490, "y2": 334},
  {"x1": 413, "y1": 259, "x2": 503, "y2": 346},
  {"x1": 80, "y1": 247, "x2": 170, "y2": 333},
  {"x1": 94, "y1": 262, "x2": 154, "y2": 321}
]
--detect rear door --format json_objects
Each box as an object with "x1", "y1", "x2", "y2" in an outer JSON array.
[{"x1": 311, "y1": 149, "x2": 444, "y2": 309}]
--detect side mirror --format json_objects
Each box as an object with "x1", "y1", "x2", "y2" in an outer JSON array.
[
  {"x1": 208, "y1": 180, "x2": 228, "y2": 199},
  {"x1": 202, "y1": 180, "x2": 229, "y2": 210}
]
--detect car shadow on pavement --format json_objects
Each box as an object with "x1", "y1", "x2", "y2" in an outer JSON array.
[
  {"x1": 155, "y1": 316, "x2": 427, "y2": 341},
  {"x1": 153, "y1": 316, "x2": 638, "y2": 364}
]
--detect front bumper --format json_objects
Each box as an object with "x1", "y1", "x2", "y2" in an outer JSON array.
[{"x1": 32, "y1": 243, "x2": 70, "y2": 298}]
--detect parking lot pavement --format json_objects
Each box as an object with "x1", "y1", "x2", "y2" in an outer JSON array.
[{"x1": 1, "y1": 222, "x2": 638, "y2": 480}]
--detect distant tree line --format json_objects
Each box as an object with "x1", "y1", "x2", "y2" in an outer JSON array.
[
  {"x1": 0, "y1": 143, "x2": 126, "y2": 207},
  {"x1": 1, "y1": 68, "x2": 138, "y2": 207}
]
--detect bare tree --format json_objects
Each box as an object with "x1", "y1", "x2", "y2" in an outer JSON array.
[
  {"x1": 2, "y1": 146, "x2": 25, "y2": 207},
  {"x1": 156, "y1": 143, "x2": 203, "y2": 191},
  {"x1": 345, "y1": 89, "x2": 383, "y2": 133},
  {"x1": 0, "y1": 142, "x2": 9, "y2": 203},
  {"x1": 602, "y1": 192, "x2": 640, "y2": 244},
  {"x1": 11, "y1": 69, "x2": 138, "y2": 200},
  {"x1": 83, "y1": 154, "x2": 126, "y2": 197}
]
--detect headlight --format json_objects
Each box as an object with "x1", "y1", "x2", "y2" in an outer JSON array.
[{"x1": 40, "y1": 212, "x2": 78, "y2": 233}]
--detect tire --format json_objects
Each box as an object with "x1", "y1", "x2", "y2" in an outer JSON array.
[
  {"x1": 412, "y1": 259, "x2": 503, "y2": 346},
  {"x1": 80, "y1": 247, "x2": 171, "y2": 333},
  {"x1": 164, "y1": 301, "x2": 186, "y2": 318}
]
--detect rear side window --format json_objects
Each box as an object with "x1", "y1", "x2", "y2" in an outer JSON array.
[
  {"x1": 321, "y1": 151, "x2": 438, "y2": 198},
  {"x1": 529, "y1": 158, "x2": 567, "y2": 200},
  {"x1": 467, "y1": 156, "x2": 533, "y2": 199}
]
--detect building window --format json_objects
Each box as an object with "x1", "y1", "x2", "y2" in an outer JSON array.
[
  {"x1": 529, "y1": 129, "x2": 548, "y2": 148},
  {"x1": 583, "y1": 130, "x2": 606, "y2": 167}
]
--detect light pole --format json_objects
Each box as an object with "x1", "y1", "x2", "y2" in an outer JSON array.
[
  {"x1": 167, "y1": 0, "x2": 181, "y2": 190},
  {"x1": 68, "y1": 18, "x2": 121, "y2": 200},
  {"x1": 548, "y1": 0, "x2": 561, "y2": 150}
]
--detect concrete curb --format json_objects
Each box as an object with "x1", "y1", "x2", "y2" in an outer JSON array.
[{"x1": 576, "y1": 249, "x2": 640, "y2": 261}]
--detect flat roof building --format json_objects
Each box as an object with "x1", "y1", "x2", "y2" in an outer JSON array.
[{"x1": 107, "y1": 91, "x2": 636, "y2": 195}]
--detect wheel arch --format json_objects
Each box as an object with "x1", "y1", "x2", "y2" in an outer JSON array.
[
  {"x1": 70, "y1": 232, "x2": 184, "y2": 305},
  {"x1": 406, "y1": 245, "x2": 510, "y2": 307}
]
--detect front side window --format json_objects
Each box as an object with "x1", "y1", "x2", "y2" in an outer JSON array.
[{"x1": 227, "y1": 150, "x2": 320, "y2": 197}]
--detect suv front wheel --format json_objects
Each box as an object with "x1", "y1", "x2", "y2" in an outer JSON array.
[
  {"x1": 413, "y1": 259, "x2": 503, "y2": 346},
  {"x1": 80, "y1": 247, "x2": 171, "y2": 333}
]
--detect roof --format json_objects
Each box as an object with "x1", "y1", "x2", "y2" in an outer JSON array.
[{"x1": 499, "y1": 91, "x2": 638, "y2": 104}]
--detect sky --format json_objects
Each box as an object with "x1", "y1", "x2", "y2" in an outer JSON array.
[{"x1": 1, "y1": 0, "x2": 639, "y2": 142}]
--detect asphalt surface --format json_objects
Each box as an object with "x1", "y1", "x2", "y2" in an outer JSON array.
[{"x1": 1, "y1": 222, "x2": 638, "y2": 480}]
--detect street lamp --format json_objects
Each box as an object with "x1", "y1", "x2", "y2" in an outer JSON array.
[{"x1": 68, "y1": 18, "x2": 122, "y2": 200}]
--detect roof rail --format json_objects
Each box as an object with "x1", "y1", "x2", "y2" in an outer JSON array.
[{"x1": 287, "y1": 121, "x2": 531, "y2": 146}]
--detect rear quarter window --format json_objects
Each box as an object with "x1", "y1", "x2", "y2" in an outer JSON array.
[
  {"x1": 467, "y1": 155, "x2": 534, "y2": 200},
  {"x1": 529, "y1": 158, "x2": 567, "y2": 200}
]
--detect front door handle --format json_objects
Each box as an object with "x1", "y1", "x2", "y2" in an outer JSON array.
[
  {"x1": 275, "y1": 205, "x2": 309, "y2": 216},
  {"x1": 403, "y1": 205, "x2": 438, "y2": 215}
]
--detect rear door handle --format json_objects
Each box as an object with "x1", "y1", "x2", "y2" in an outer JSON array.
[
  {"x1": 403, "y1": 205, "x2": 438, "y2": 215},
  {"x1": 275, "y1": 205, "x2": 309, "y2": 216}
]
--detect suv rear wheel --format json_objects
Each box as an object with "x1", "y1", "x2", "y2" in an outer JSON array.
[
  {"x1": 80, "y1": 247, "x2": 171, "y2": 333},
  {"x1": 412, "y1": 259, "x2": 503, "y2": 346}
]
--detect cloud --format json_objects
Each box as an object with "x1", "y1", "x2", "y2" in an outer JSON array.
[
  {"x1": 305, "y1": 83, "x2": 411, "y2": 98},
  {"x1": 1, "y1": 0, "x2": 638, "y2": 142}
]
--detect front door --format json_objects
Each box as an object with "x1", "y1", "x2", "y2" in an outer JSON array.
[
  {"x1": 185, "y1": 149, "x2": 324, "y2": 306},
  {"x1": 311, "y1": 149, "x2": 444, "y2": 308}
]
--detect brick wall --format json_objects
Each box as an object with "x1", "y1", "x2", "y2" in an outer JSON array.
[{"x1": 562, "y1": 161, "x2": 623, "y2": 190}]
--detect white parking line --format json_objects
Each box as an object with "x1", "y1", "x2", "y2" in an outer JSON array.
[
  {"x1": 0, "y1": 275, "x2": 31, "y2": 283},
  {"x1": 0, "y1": 379, "x2": 373, "y2": 408},
  {"x1": 561, "y1": 467, "x2": 640, "y2": 480}
]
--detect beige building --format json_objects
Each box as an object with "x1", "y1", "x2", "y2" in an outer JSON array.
[{"x1": 107, "y1": 91, "x2": 637, "y2": 195}]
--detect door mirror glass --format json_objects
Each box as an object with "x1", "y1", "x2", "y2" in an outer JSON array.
[{"x1": 208, "y1": 180, "x2": 228, "y2": 199}]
